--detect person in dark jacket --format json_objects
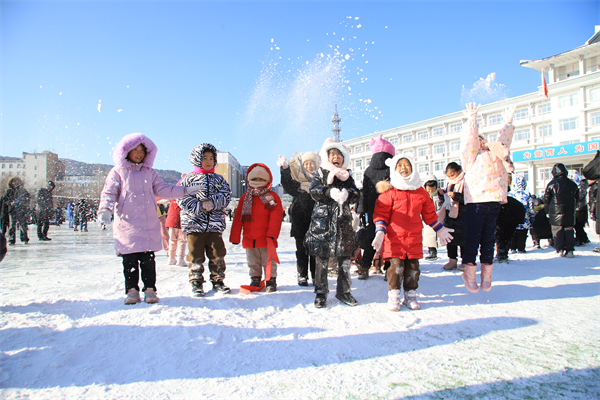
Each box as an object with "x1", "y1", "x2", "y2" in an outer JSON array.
[
  {"x1": 568, "y1": 170, "x2": 590, "y2": 246},
  {"x1": 544, "y1": 163, "x2": 579, "y2": 258},
  {"x1": 495, "y1": 194, "x2": 525, "y2": 263},
  {"x1": 0, "y1": 231, "x2": 6, "y2": 262},
  {"x1": 440, "y1": 162, "x2": 467, "y2": 270},
  {"x1": 305, "y1": 138, "x2": 360, "y2": 308},
  {"x1": 530, "y1": 197, "x2": 553, "y2": 249},
  {"x1": 582, "y1": 150, "x2": 600, "y2": 253},
  {"x1": 0, "y1": 194, "x2": 9, "y2": 234},
  {"x1": 278, "y1": 151, "x2": 321, "y2": 286},
  {"x1": 4, "y1": 177, "x2": 30, "y2": 245},
  {"x1": 36, "y1": 181, "x2": 55, "y2": 241},
  {"x1": 356, "y1": 134, "x2": 395, "y2": 279}
]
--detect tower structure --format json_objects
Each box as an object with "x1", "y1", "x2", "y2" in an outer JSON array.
[{"x1": 332, "y1": 104, "x2": 341, "y2": 142}]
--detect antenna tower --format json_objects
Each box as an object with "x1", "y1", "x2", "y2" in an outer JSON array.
[{"x1": 332, "y1": 104, "x2": 341, "y2": 142}]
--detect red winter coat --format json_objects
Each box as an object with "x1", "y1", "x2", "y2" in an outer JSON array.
[
  {"x1": 373, "y1": 186, "x2": 438, "y2": 260},
  {"x1": 229, "y1": 164, "x2": 283, "y2": 248},
  {"x1": 165, "y1": 199, "x2": 182, "y2": 229}
]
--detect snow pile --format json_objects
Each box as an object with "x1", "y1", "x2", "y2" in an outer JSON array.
[{"x1": 1, "y1": 223, "x2": 599, "y2": 399}]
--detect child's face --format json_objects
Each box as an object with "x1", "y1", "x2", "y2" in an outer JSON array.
[
  {"x1": 328, "y1": 149, "x2": 344, "y2": 167},
  {"x1": 478, "y1": 136, "x2": 489, "y2": 151},
  {"x1": 202, "y1": 152, "x2": 215, "y2": 170},
  {"x1": 425, "y1": 185, "x2": 437, "y2": 195},
  {"x1": 395, "y1": 158, "x2": 412, "y2": 177},
  {"x1": 446, "y1": 168, "x2": 460, "y2": 179},
  {"x1": 127, "y1": 144, "x2": 146, "y2": 164},
  {"x1": 250, "y1": 177, "x2": 268, "y2": 188},
  {"x1": 303, "y1": 160, "x2": 316, "y2": 173}
]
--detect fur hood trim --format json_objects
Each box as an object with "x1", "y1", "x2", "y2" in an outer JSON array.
[
  {"x1": 113, "y1": 133, "x2": 157, "y2": 168},
  {"x1": 385, "y1": 154, "x2": 422, "y2": 190},
  {"x1": 319, "y1": 138, "x2": 350, "y2": 169}
]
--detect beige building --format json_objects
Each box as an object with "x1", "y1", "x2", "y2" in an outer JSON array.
[
  {"x1": 216, "y1": 151, "x2": 245, "y2": 198},
  {"x1": 0, "y1": 151, "x2": 64, "y2": 192},
  {"x1": 343, "y1": 26, "x2": 600, "y2": 195}
]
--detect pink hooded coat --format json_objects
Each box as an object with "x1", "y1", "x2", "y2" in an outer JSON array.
[
  {"x1": 99, "y1": 133, "x2": 187, "y2": 256},
  {"x1": 461, "y1": 119, "x2": 514, "y2": 204}
]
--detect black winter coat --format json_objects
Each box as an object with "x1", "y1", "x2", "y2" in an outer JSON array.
[
  {"x1": 530, "y1": 197, "x2": 553, "y2": 239},
  {"x1": 575, "y1": 180, "x2": 588, "y2": 225},
  {"x1": 357, "y1": 152, "x2": 393, "y2": 224},
  {"x1": 443, "y1": 184, "x2": 467, "y2": 246},
  {"x1": 5, "y1": 187, "x2": 30, "y2": 220},
  {"x1": 304, "y1": 168, "x2": 359, "y2": 258},
  {"x1": 37, "y1": 188, "x2": 54, "y2": 219},
  {"x1": 544, "y1": 164, "x2": 579, "y2": 227},
  {"x1": 582, "y1": 151, "x2": 600, "y2": 234},
  {"x1": 280, "y1": 167, "x2": 316, "y2": 239},
  {"x1": 496, "y1": 196, "x2": 526, "y2": 243}
]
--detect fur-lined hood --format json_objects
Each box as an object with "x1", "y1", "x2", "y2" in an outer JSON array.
[
  {"x1": 384, "y1": 154, "x2": 422, "y2": 191},
  {"x1": 246, "y1": 163, "x2": 273, "y2": 189},
  {"x1": 319, "y1": 138, "x2": 350, "y2": 169},
  {"x1": 189, "y1": 143, "x2": 218, "y2": 168},
  {"x1": 113, "y1": 133, "x2": 157, "y2": 168}
]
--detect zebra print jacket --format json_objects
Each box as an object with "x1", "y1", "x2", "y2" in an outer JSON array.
[{"x1": 177, "y1": 172, "x2": 231, "y2": 233}]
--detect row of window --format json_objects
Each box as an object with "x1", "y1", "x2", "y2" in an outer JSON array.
[
  {"x1": 0, "y1": 171, "x2": 33, "y2": 177},
  {"x1": 0, "y1": 164, "x2": 39, "y2": 170}
]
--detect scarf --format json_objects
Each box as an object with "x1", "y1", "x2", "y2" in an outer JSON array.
[
  {"x1": 321, "y1": 161, "x2": 349, "y2": 184},
  {"x1": 289, "y1": 157, "x2": 312, "y2": 193},
  {"x1": 389, "y1": 169, "x2": 422, "y2": 191},
  {"x1": 444, "y1": 170, "x2": 465, "y2": 218},
  {"x1": 241, "y1": 187, "x2": 277, "y2": 222},
  {"x1": 193, "y1": 166, "x2": 215, "y2": 174}
]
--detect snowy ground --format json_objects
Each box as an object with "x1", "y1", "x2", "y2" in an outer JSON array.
[{"x1": 1, "y1": 221, "x2": 599, "y2": 399}]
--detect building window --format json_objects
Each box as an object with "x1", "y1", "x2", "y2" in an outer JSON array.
[
  {"x1": 16, "y1": 164, "x2": 20, "y2": 169},
  {"x1": 432, "y1": 127, "x2": 444, "y2": 137},
  {"x1": 588, "y1": 87, "x2": 600, "y2": 104},
  {"x1": 476, "y1": 118, "x2": 483, "y2": 127},
  {"x1": 434, "y1": 161, "x2": 445, "y2": 171},
  {"x1": 418, "y1": 147, "x2": 429, "y2": 157},
  {"x1": 559, "y1": 93, "x2": 578, "y2": 108},
  {"x1": 537, "y1": 124, "x2": 552, "y2": 138},
  {"x1": 355, "y1": 160, "x2": 362, "y2": 170},
  {"x1": 513, "y1": 108, "x2": 529, "y2": 121},
  {"x1": 586, "y1": 56, "x2": 600, "y2": 73},
  {"x1": 450, "y1": 141, "x2": 460, "y2": 152},
  {"x1": 488, "y1": 114, "x2": 502, "y2": 125},
  {"x1": 537, "y1": 102, "x2": 551, "y2": 115},
  {"x1": 354, "y1": 172, "x2": 362, "y2": 182},
  {"x1": 433, "y1": 144, "x2": 446, "y2": 154},
  {"x1": 9, "y1": 164, "x2": 12, "y2": 168},
  {"x1": 488, "y1": 134, "x2": 497, "y2": 142},
  {"x1": 1, "y1": 164, "x2": 4, "y2": 169},
  {"x1": 514, "y1": 128, "x2": 530, "y2": 142},
  {"x1": 438, "y1": 178, "x2": 447, "y2": 189},
  {"x1": 590, "y1": 112, "x2": 600, "y2": 126},
  {"x1": 418, "y1": 164, "x2": 429, "y2": 173},
  {"x1": 417, "y1": 131, "x2": 428, "y2": 141},
  {"x1": 539, "y1": 167, "x2": 551, "y2": 182},
  {"x1": 366, "y1": 157, "x2": 371, "y2": 167},
  {"x1": 559, "y1": 117, "x2": 579, "y2": 131},
  {"x1": 403, "y1": 150, "x2": 414, "y2": 158},
  {"x1": 354, "y1": 145, "x2": 362, "y2": 153},
  {"x1": 449, "y1": 123, "x2": 462, "y2": 134},
  {"x1": 389, "y1": 137, "x2": 399, "y2": 146},
  {"x1": 34, "y1": 166, "x2": 37, "y2": 170},
  {"x1": 34, "y1": 174, "x2": 36, "y2": 178},
  {"x1": 365, "y1": 144, "x2": 370, "y2": 152},
  {"x1": 403, "y1": 134, "x2": 413, "y2": 143}
]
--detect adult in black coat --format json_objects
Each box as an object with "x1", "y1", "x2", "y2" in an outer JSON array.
[
  {"x1": 278, "y1": 151, "x2": 320, "y2": 286},
  {"x1": 495, "y1": 195, "x2": 525, "y2": 263},
  {"x1": 544, "y1": 163, "x2": 578, "y2": 256},
  {"x1": 36, "y1": 181, "x2": 55, "y2": 241},
  {"x1": 4, "y1": 177, "x2": 30, "y2": 245},
  {"x1": 572, "y1": 175, "x2": 589, "y2": 246},
  {"x1": 582, "y1": 150, "x2": 600, "y2": 252},
  {"x1": 356, "y1": 135, "x2": 395, "y2": 279},
  {"x1": 305, "y1": 139, "x2": 360, "y2": 308}
]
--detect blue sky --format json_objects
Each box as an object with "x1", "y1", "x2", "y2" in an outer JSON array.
[{"x1": 1, "y1": 0, "x2": 598, "y2": 183}]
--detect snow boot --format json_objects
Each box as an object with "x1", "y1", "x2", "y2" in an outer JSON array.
[
  {"x1": 250, "y1": 276, "x2": 261, "y2": 287},
  {"x1": 265, "y1": 278, "x2": 277, "y2": 293},
  {"x1": 425, "y1": 247, "x2": 438, "y2": 261},
  {"x1": 168, "y1": 257, "x2": 176, "y2": 265},
  {"x1": 144, "y1": 288, "x2": 159, "y2": 303},
  {"x1": 177, "y1": 257, "x2": 187, "y2": 267},
  {"x1": 298, "y1": 276, "x2": 308, "y2": 287},
  {"x1": 461, "y1": 263, "x2": 479, "y2": 294},
  {"x1": 443, "y1": 259, "x2": 458, "y2": 270},
  {"x1": 564, "y1": 251, "x2": 574, "y2": 258},
  {"x1": 480, "y1": 263, "x2": 493, "y2": 292},
  {"x1": 335, "y1": 292, "x2": 358, "y2": 307},
  {"x1": 191, "y1": 281, "x2": 205, "y2": 297},
  {"x1": 387, "y1": 289, "x2": 401, "y2": 312},
  {"x1": 403, "y1": 290, "x2": 421, "y2": 310},
  {"x1": 457, "y1": 263, "x2": 465, "y2": 272},
  {"x1": 124, "y1": 288, "x2": 140, "y2": 305},
  {"x1": 357, "y1": 267, "x2": 369, "y2": 280},
  {"x1": 314, "y1": 293, "x2": 327, "y2": 308},
  {"x1": 593, "y1": 246, "x2": 600, "y2": 253},
  {"x1": 212, "y1": 280, "x2": 231, "y2": 294}
]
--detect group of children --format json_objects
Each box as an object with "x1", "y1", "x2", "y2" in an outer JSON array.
[{"x1": 100, "y1": 101, "x2": 594, "y2": 309}]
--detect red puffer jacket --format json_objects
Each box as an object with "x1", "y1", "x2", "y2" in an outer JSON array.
[
  {"x1": 230, "y1": 190, "x2": 283, "y2": 248},
  {"x1": 165, "y1": 199, "x2": 181, "y2": 229},
  {"x1": 373, "y1": 186, "x2": 438, "y2": 260}
]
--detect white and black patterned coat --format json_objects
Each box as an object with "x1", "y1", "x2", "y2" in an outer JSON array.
[{"x1": 177, "y1": 172, "x2": 231, "y2": 233}]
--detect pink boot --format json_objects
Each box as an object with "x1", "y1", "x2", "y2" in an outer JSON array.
[
  {"x1": 461, "y1": 263, "x2": 479, "y2": 293},
  {"x1": 480, "y1": 263, "x2": 494, "y2": 292}
]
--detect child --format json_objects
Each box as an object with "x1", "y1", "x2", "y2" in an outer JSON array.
[
  {"x1": 229, "y1": 163, "x2": 283, "y2": 292},
  {"x1": 372, "y1": 155, "x2": 454, "y2": 312},
  {"x1": 461, "y1": 102, "x2": 515, "y2": 293},
  {"x1": 156, "y1": 198, "x2": 170, "y2": 251},
  {"x1": 439, "y1": 162, "x2": 467, "y2": 270},
  {"x1": 178, "y1": 143, "x2": 231, "y2": 296},
  {"x1": 165, "y1": 174, "x2": 188, "y2": 266},
  {"x1": 304, "y1": 138, "x2": 360, "y2": 308},
  {"x1": 508, "y1": 176, "x2": 535, "y2": 253},
  {"x1": 98, "y1": 133, "x2": 199, "y2": 304},
  {"x1": 278, "y1": 151, "x2": 321, "y2": 286},
  {"x1": 421, "y1": 173, "x2": 444, "y2": 261}
]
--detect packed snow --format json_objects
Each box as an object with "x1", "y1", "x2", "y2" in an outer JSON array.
[{"x1": 1, "y1": 222, "x2": 599, "y2": 399}]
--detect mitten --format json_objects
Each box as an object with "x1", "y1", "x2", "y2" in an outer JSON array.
[
  {"x1": 202, "y1": 200, "x2": 214, "y2": 212},
  {"x1": 437, "y1": 226, "x2": 455, "y2": 246},
  {"x1": 98, "y1": 209, "x2": 112, "y2": 225},
  {"x1": 372, "y1": 230, "x2": 385, "y2": 252},
  {"x1": 277, "y1": 155, "x2": 289, "y2": 169}
]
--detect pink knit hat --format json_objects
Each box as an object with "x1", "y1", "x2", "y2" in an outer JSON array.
[{"x1": 370, "y1": 134, "x2": 395, "y2": 156}]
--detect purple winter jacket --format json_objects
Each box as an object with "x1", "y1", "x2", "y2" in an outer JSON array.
[{"x1": 99, "y1": 133, "x2": 187, "y2": 256}]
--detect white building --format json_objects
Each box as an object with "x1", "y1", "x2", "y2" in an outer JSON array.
[
  {"x1": 343, "y1": 26, "x2": 600, "y2": 195},
  {"x1": 0, "y1": 151, "x2": 64, "y2": 191}
]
